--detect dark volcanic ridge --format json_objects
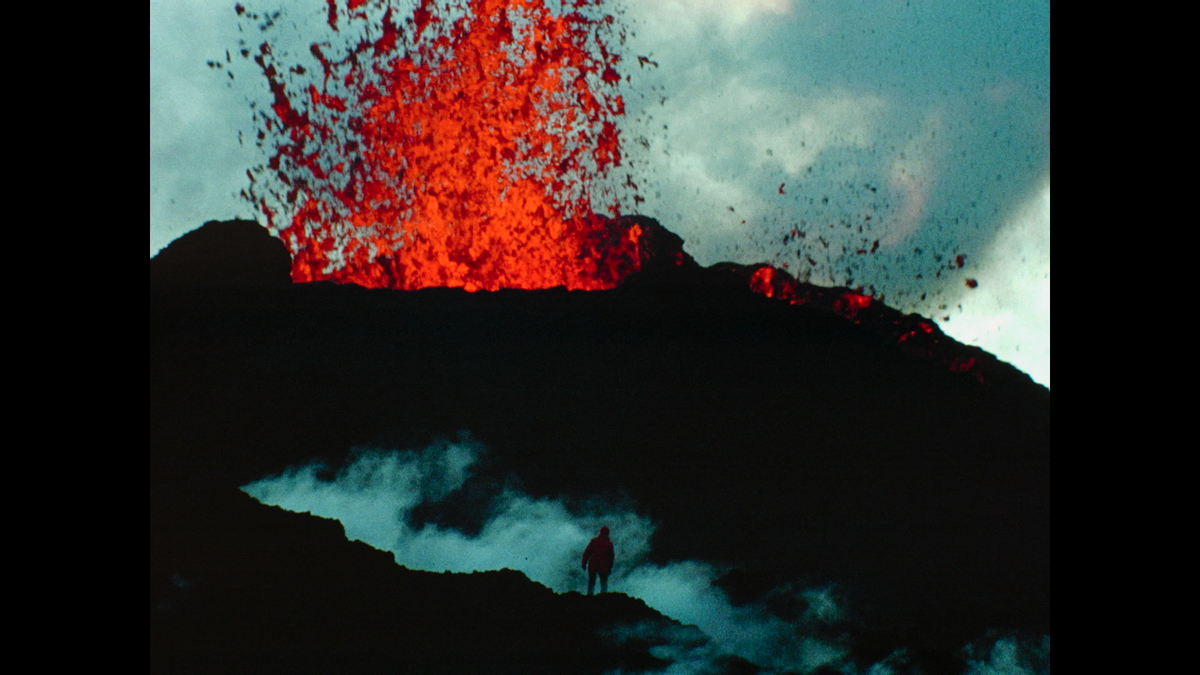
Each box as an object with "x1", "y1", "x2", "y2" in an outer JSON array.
[
  {"x1": 151, "y1": 218, "x2": 1049, "y2": 675},
  {"x1": 152, "y1": 487, "x2": 686, "y2": 675},
  {"x1": 151, "y1": 218, "x2": 1044, "y2": 394},
  {"x1": 150, "y1": 219, "x2": 293, "y2": 289}
]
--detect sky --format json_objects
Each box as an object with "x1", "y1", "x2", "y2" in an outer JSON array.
[
  {"x1": 244, "y1": 436, "x2": 1051, "y2": 674},
  {"x1": 149, "y1": 0, "x2": 1049, "y2": 386}
]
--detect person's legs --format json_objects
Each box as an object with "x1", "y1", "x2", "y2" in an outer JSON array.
[
  {"x1": 599, "y1": 572, "x2": 608, "y2": 594},
  {"x1": 588, "y1": 570, "x2": 597, "y2": 595}
]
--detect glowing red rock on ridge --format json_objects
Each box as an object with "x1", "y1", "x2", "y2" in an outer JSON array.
[
  {"x1": 247, "y1": 0, "x2": 640, "y2": 291},
  {"x1": 745, "y1": 264, "x2": 986, "y2": 381}
]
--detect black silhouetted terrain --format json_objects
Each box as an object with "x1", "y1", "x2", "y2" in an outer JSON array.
[
  {"x1": 151, "y1": 219, "x2": 1049, "y2": 674},
  {"x1": 151, "y1": 487, "x2": 678, "y2": 675},
  {"x1": 150, "y1": 219, "x2": 292, "y2": 288}
]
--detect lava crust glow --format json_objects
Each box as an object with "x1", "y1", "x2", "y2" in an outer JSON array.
[{"x1": 246, "y1": 0, "x2": 646, "y2": 291}]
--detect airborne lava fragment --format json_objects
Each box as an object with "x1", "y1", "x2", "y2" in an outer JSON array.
[{"x1": 246, "y1": 0, "x2": 641, "y2": 291}]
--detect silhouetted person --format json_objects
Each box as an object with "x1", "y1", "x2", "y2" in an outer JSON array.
[{"x1": 581, "y1": 526, "x2": 615, "y2": 595}]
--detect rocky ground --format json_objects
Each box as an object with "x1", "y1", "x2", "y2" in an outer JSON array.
[{"x1": 150, "y1": 220, "x2": 1049, "y2": 674}]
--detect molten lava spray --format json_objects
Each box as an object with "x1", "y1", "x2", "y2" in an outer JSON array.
[{"x1": 247, "y1": 0, "x2": 644, "y2": 291}]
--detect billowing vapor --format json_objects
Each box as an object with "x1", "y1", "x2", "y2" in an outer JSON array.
[
  {"x1": 242, "y1": 435, "x2": 1049, "y2": 674},
  {"x1": 964, "y1": 635, "x2": 1051, "y2": 675},
  {"x1": 242, "y1": 436, "x2": 852, "y2": 672},
  {"x1": 243, "y1": 437, "x2": 653, "y2": 591}
]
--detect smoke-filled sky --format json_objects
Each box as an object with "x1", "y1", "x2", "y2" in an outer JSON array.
[
  {"x1": 149, "y1": 0, "x2": 1049, "y2": 386},
  {"x1": 243, "y1": 436, "x2": 1051, "y2": 674}
]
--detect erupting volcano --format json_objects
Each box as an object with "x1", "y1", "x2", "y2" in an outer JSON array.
[
  {"x1": 247, "y1": 0, "x2": 647, "y2": 291},
  {"x1": 235, "y1": 0, "x2": 1003, "y2": 382},
  {"x1": 151, "y1": 3, "x2": 1048, "y2": 673}
]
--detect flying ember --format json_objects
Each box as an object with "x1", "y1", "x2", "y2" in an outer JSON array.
[{"x1": 246, "y1": 0, "x2": 643, "y2": 290}]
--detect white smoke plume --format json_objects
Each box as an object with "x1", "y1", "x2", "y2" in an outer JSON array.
[
  {"x1": 242, "y1": 435, "x2": 1048, "y2": 674},
  {"x1": 963, "y1": 635, "x2": 1051, "y2": 675},
  {"x1": 242, "y1": 436, "x2": 654, "y2": 592}
]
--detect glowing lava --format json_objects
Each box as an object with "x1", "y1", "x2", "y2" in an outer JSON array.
[
  {"x1": 747, "y1": 264, "x2": 985, "y2": 381},
  {"x1": 237, "y1": 0, "x2": 1003, "y2": 385},
  {"x1": 246, "y1": 0, "x2": 641, "y2": 290}
]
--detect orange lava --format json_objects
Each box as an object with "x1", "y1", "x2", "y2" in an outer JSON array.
[
  {"x1": 247, "y1": 0, "x2": 642, "y2": 290},
  {"x1": 749, "y1": 266, "x2": 876, "y2": 322},
  {"x1": 746, "y1": 263, "x2": 985, "y2": 381}
]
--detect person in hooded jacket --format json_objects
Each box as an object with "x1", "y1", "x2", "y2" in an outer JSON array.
[{"x1": 581, "y1": 526, "x2": 615, "y2": 595}]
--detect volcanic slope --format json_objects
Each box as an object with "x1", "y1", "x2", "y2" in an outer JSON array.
[{"x1": 151, "y1": 219, "x2": 1050, "y2": 674}]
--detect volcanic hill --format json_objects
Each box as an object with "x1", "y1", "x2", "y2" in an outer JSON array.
[{"x1": 150, "y1": 219, "x2": 1050, "y2": 675}]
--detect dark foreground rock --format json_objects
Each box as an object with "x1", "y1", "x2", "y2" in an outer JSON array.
[
  {"x1": 150, "y1": 220, "x2": 292, "y2": 288},
  {"x1": 150, "y1": 220, "x2": 1049, "y2": 674},
  {"x1": 152, "y1": 489, "x2": 675, "y2": 675}
]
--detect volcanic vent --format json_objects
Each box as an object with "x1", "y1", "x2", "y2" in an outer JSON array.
[{"x1": 226, "y1": 0, "x2": 1027, "y2": 384}]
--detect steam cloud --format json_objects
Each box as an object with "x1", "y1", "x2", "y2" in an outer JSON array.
[{"x1": 242, "y1": 435, "x2": 1048, "y2": 674}]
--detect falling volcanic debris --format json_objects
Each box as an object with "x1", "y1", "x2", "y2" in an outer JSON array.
[
  {"x1": 235, "y1": 0, "x2": 1019, "y2": 384},
  {"x1": 245, "y1": 0, "x2": 645, "y2": 291}
]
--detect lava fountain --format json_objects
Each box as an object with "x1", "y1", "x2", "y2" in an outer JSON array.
[
  {"x1": 245, "y1": 0, "x2": 646, "y2": 291},
  {"x1": 237, "y1": 0, "x2": 999, "y2": 383}
]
